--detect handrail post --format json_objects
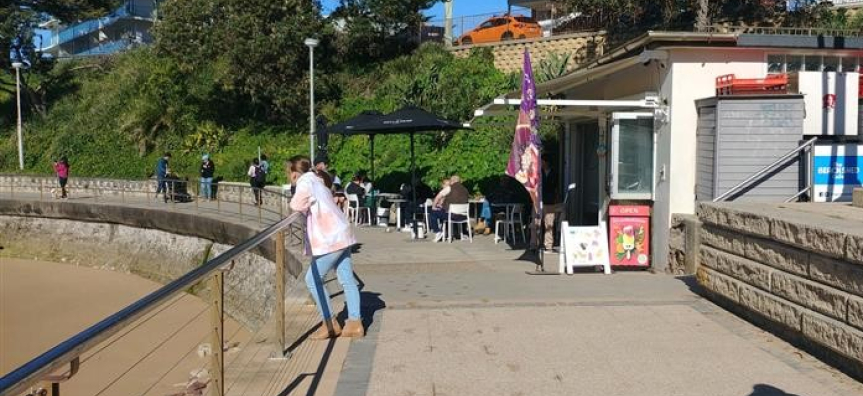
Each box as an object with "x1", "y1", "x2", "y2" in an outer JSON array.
[
  {"x1": 239, "y1": 187, "x2": 243, "y2": 221},
  {"x1": 194, "y1": 180, "x2": 199, "y2": 213},
  {"x1": 274, "y1": 231, "x2": 287, "y2": 356},
  {"x1": 208, "y1": 271, "x2": 225, "y2": 396},
  {"x1": 808, "y1": 140, "x2": 815, "y2": 202},
  {"x1": 39, "y1": 178, "x2": 44, "y2": 201},
  {"x1": 258, "y1": 192, "x2": 263, "y2": 226}
]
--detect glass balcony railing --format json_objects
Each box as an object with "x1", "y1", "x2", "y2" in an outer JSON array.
[
  {"x1": 76, "y1": 40, "x2": 130, "y2": 56},
  {"x1": 55, "y1": 6, "x2": 135, "y2": 45}
]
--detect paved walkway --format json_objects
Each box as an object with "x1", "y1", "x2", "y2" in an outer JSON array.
[
  {"x1": 337, "y1": 229, "x2": 863, "y2": 396},
  {"x1": 2, "y1": 191, "x2": 863, "y2": 396}
]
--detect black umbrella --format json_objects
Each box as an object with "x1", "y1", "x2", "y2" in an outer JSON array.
[
  {"x1": 327, "y1": 111, "x2": 385, "y2": 182},
  {"x1": 350, "y1": 106, "x2": 472, "y2": 238}
]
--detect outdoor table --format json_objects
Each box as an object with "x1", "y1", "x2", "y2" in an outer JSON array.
[
  {"x1": 469, "y1": 197, "x2": 485, "y2": 222},
  {"x1": 388, "y1": 198, "x2": 407, "y2": 229},
  {"x1": 373, "y1": 193, "x2": 403, "y2": 227}
]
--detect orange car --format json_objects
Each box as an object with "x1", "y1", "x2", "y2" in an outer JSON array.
[{"x1": 457, "y1": 15, "x2": 541, "y2": 45}]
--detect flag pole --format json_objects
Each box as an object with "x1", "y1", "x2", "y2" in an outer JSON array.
[{"x1": 505, "y1": 48, "x2": 556, "y2": 275}]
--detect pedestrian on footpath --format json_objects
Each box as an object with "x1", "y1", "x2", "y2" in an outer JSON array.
[
  {"x1": 155, "y1": 152, "x2": 171, "y2": 203},
  {"x1": 53, "y1": 156, "x2": 70, "y2": 199},
  {"x1": 289, "y1": 155, "x2": 364, "y2": 339},
  {"x1": 200, "y1": 154, "x2": 215, "y2": 200},
  {"x1": 247, "y1": 158, "x2": 265, "y2": 206}
]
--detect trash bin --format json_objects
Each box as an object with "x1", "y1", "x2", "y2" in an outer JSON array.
[{"x1": 608, "y1": 205, "x2": 651, "y2": 267}]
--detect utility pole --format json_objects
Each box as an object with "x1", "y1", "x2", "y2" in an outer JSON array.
[
  {"x1": 13, "y1": 62, "x2": 24, "y2": 170},
  {"x1": 444, "y1": 0, "x2": 453, "y2": 46},
  {"x1": 305, "y1": 38, "x2": 319, "y2": 161}
]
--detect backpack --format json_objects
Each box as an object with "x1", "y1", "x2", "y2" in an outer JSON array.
[{"x1": 254, "y1": 165, "x2": 266, "y2": 184}]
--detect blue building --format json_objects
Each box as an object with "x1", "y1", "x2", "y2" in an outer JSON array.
[{"x1": 41, "y1": 0, "x2": 159, "y2": 58}]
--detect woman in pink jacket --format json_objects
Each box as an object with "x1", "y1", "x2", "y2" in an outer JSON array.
[
  {"x1": 53, "y1": 156, "x2": 70, "y2": 199},
  {"x1": 289, "y1": 155, "x2": 363, "y2": 339}
]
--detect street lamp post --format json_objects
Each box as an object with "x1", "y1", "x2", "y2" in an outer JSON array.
[
  {"x1": 304, "y1": 38, "x2": 319, "y2": 161},
  {"x1": 12, "y1": 62, "x2": 24, "y2": 170}
]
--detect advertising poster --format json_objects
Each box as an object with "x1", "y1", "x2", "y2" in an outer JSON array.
[
  {"x1": 813, "y1": 144, "x2": 863, "y2": 202},
  {"x1": 608, "y1": 205, "x2": 651, "y2": 267}
]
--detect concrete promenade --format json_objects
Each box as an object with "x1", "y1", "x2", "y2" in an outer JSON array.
[{"x1": 2, "y1": 191, "x2": 863, "y2": 396}]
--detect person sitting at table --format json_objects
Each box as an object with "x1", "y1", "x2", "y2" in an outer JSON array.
[
  {"x1": 430, "y1": 175, "x2": 468, "y2": 242},
  {"x1": 432, "y1": 178, "x2": 451, "y2": 210},
  {"x1": 477, "y1": 176, "x2": 520, "y2": 235},
  {"x1": 346, "y1": 174, "x2": 368, "y2": 209}
]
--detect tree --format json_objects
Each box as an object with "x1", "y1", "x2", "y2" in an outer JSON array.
[
  {"x1": 1, "y1": 0, "x2": 116, "y2": 116},
  {"x1": 329, "y1": 0, "x2": 436, "y2": 68},
  {"x1": 554, "y1": 0, "x2": 839, "y2": 40},
  {"x1": 154, "y1": 0, "x2": 326, "y2": 124}
]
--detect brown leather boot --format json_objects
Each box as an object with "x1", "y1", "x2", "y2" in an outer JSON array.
[
  {"x1": 340, "y1": 319, "x2": 365, "y2": 338},
  {"x1": 310, "y1": 318, "x2": 342, "y2": 340}
]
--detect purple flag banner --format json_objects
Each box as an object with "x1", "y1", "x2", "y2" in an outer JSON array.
[{"x1": 506, "y1": 49, "x2": 543, "y2": 227}]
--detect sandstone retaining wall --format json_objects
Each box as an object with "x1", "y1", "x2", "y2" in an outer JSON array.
[
  {"x1": 451, "y1": 32, "x2": 606, "y2": 74},
  {"x1": 697, "y1": 202, "x2": 863, "y2": 379},
  {"x1": 0, "y1": 199, "x2": 307, "y2": 331}
]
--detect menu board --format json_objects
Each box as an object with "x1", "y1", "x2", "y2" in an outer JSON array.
[{"x1": 558, "y1": 221, "x2": 612, "y2": 275}]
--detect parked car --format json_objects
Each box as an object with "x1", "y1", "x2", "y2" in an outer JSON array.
[{"x1": 457, "y1": 15, "x2": 541, "y2": 46}]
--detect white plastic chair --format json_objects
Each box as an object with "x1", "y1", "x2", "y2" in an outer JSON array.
[
  {"x1": 423, "y1": 199, "x2": 434, "y2": 233},
  {"x1": 495, "y1": 204, "x2": 526, "y2": 244},
  {"x1": 447, "y1": 203, "x2": 472, "y2": 243},
  {"x1": 346, "y1": 194, "x2": 371, "y2": 225}
]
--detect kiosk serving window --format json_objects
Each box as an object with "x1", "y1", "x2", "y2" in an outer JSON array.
[{"x1": 611, "y1": 113, "x2": 655, "y2": 200}]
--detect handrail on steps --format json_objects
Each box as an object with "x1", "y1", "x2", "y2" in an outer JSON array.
[
  {"x1": 0, "y1": 211, "x2": 305, "y2": 396},
  {"x1": 713, "y1": 137, "x2": 818, "y2": 203}
]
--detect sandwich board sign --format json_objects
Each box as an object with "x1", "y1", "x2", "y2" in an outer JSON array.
[{"x1": 558, "y1": 221, "x2": 612, "y2": 275}]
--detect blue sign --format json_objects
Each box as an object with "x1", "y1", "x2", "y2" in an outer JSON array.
[{"x1": 813, "y1": 145, "x2": 863, "y2": 202}]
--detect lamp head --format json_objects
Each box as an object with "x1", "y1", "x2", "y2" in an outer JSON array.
[
  {"x1": 304, "y1": 38, "x2": 319, "y2": 48},
  {"x1": 11, "y1": 62, "x2": 23, "y2": 69}
]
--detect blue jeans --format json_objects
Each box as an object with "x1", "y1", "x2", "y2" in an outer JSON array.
[
  {"x1": 200, "y1": 177, "x2": 213, "y2": 199},
  {"x1": 156, "y1": 178, "x2": 167, "y2": 198},
  {"x1": 429, "y1": 209, "x2": 447, "y2": 233},
  {"x1": 305, "y1": 248, "x2": 361, "y2": 320},
  {"x1": 481, "y1": 201, "x2": 492, "y2": 225}
]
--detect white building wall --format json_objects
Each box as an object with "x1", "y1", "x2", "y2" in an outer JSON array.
[{"x1": 667, "y1": 48, "x2": 769, "y2": 215}]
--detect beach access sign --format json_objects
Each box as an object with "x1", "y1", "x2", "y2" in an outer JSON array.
[{"x1": 813, "y1": 144, "x2": 863, "y2": 202}]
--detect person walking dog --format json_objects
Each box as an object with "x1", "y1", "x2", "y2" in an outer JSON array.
[{"x1": 289, "y1": 155, "x2": 364, "y2": 339}]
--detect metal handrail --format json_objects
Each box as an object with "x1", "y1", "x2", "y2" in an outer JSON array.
[
  {"x1": 713, "y1": 137, "x2": 818, "y2": 203},
  {"x1": 0, "y1": 211, "x2": 304, "y2": 396},
  {"x1": 0, "y1": 175, "x2": 292, "y2": 223}
]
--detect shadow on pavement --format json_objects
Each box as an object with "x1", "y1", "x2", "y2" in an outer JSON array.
[
  {"x1": 277, "y1": 337, "x2": 338, "y2": 396},
  {"x1": 746, "y1": 384, "x2": 803, "y2": 396}
]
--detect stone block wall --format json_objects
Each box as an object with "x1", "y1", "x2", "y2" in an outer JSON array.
[
  {"x1": 668, "y1": 214, "x2": 700, "y2": 275},
  {"x1": 697, "y1": 203, "x2": 863, "y2": 379},
  {"x1": 0, "y1": 199, "x2": 309, "y2": 331},
  {"x1": 450, "y1": 32, "x2": 606, "y2": 74}
]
